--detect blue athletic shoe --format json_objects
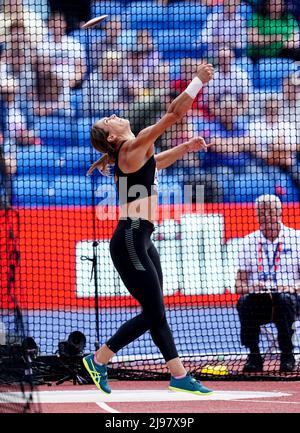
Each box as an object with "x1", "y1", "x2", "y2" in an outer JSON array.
[
  {"x1": 169, "y1": 374, "x2": 213, "y2": 395},
  {"x1": 82, "y1": 354, "x2": 111, "y2": 394}
]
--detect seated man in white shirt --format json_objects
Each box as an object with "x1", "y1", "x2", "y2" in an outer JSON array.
[{"x1": 235, "y1": 194, "x2": 300, "y2": 373}]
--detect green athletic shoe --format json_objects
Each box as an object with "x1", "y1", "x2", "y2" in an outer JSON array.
[
  {"x1": 82, "y1": 354, "x2": 111, "y2": 394},
  {"x1": 169, "y1": 374, "x2": 213, "y2": 395}
]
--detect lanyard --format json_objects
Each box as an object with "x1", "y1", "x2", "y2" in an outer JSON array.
[{"x1": 257, "y1": 241, "x2": 283, "y2": 279}]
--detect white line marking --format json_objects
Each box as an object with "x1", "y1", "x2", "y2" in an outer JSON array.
[
  {"x1": 231, "y1": 399, "x2": 300, "y2": 405},
  {"x1": 96, "y1": 402, "x2": 120, "y2": 413},
  {"x1": 0, "y1": 390, "x2": 291, "y2": 404}
]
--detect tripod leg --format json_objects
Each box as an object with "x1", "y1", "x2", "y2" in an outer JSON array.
[
  {"x1": 76, "y1": 375, "x2": 88, "y2": 385},
  {"x1": 56, "y1": 375, "x2": 72, "y2": 385}
]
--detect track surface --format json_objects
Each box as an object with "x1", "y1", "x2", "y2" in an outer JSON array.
[{"x1": 32, "y1": 381, "x2": 300, "y2": 413}]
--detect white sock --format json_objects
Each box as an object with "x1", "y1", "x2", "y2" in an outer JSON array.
[
  {"x1": 93, "y1": 355, "x2": 105, "y2": 366},
  {"x1": 173, "y1": 373, "x2": 187, "y2": 380}
]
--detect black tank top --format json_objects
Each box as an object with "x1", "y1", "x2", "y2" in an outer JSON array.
[{"x1": 115, "y1": 144, "x2": 158, "y2": 205}]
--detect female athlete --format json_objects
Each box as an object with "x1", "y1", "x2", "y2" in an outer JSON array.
[{"x1": 83, "y1": 62, "x2": 214, "y2": 395}]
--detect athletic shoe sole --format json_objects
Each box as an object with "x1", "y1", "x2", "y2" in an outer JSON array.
[{"x1": 168, "y1": 386, "x2": 213, "y2": 395}]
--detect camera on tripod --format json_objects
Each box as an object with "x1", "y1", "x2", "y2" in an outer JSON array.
[
  {"x1": 58, "y1": 331, "x2": 86, "y2": 359},
  {"x1": 56, "y1": 331, "x2": 88, "y2": 385}
]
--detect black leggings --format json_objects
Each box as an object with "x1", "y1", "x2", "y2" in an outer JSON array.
[
  {"x1": 237, "y1": 293, "x2": 300, "y2": 354},
  {"x1": 106, "y1": 218, "x2": 179, "y2": 362}
]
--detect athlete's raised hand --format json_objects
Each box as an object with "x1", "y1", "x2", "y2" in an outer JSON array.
[{"x1": 196, "y1": 63, "x2": 214, "y2": 84}]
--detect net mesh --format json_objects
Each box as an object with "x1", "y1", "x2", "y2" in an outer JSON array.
[
  {"x1": 0, "y1": 0, "x2": 300, "y2": 390},
  {"x1": 0, "y1": 209, "x2": 40, "y2": 412}
]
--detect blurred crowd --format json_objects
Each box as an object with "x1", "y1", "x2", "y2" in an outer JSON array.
[{"x1": 0, "y1": 0, "x2": 300, "y2": 207}]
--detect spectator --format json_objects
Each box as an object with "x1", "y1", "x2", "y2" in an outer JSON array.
[
  {"x1": 120, "y1": 30, "x2": 168, "y2": 134},
  {"x1": 0, "y1": 61, "x2": 41, "y2": 146},
  {"x1": 280, "y1": 73, "x2": 300, "y2": 144},
  {"x1": 170, "y1": 57, "x2": 206, "y2": 112},
  {"x1": 123, "y1": 61, "x2": 172, "y2": 135},
  {"x1": 210, "y1": 93, "x2": 300, "y2": 198},
  {"x1": 121, "y1": 29, "x2": 161, "y2": 96},
  {"x1": 2, "y1": 21, "x2": 39, "y2": 109},
  {"x1": 201, "y1": 47, "x2": 254, "y2": 117},
  {"x1": 26, "y1": 11, "x2": 87, "y2": 117},
  {"x1": 235, "y1": 194, "x2": 300, "y2": 372},
  {"x1": 198, "y1": 0, "x2": 250, "y2": 57},
  {"x1": 0, "y1": 119, "x2": 16, "y2": 209},
  {"x1": 33, "y1": 58, "x2": 74, "y2": 117},
  {"x1": 247, "y1": 94, "x2": 298, "y2": 169},
  {"x1": 160, "y1": 113, "x2": 226, "y2": 203},
  {"x1": 80, "y1": 50, "x2": 127, "y2": 116},
  {"x1": 42, "y1": 12, "x2": 87, "y2": 89},
  {"x1": 2, "y1": 16, "x2": 74, "y2": 120},
  {"x1": 279, "y1": 75, "x2": 300, "y2": 197},
  {"x1": 0, "y1": 0, "x2": 49, "y2": 46},
  {"x1": 248, "y1": 94, "x2": 300, "y2": 199},
  {"x1": 200, "y1": 93, "x2": 252, "y2": 169},
  {"x1": 90, "y1": 15, "x2": 124, "y2": 70},
  {"x1": 100, "y1": 15, "x2": 123, "y2": 51},
  {"x1": 247, "y1": 0, "x2": 300, "y2": 61}
]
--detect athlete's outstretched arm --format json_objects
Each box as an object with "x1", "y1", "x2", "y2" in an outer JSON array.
[
  {"x1": 126, "y1": 63, "x2": 214, "y2": 162},
  {"x1": 155, "y1": 137, "x2": 211, "y2": 170}
]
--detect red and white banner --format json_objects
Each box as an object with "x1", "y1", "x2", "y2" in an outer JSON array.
[{"x1": 1, "y1": 204, "x2": 300, "y2": 310}]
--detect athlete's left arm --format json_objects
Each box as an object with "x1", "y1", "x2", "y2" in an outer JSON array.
[{"x1": 154, "y1": 137, "x2": 210, "y2": 170}]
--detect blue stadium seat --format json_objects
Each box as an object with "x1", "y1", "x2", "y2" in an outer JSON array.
[
  {"x1": 50, "y1": 175, "x2": 94, "y2": 205},
  {"x1": 159, "y1": 175, "x2": 184, "y2": 205},
  {"x1": 90, "y1": 1, "x2": 124, "y2": 18},
  {"x1": 152, "y1": 29, "x2": 201, "y2": 53},
  {"x1": 223, "y1": 167, "x2": 299, "y2": 203},
  {"x1": 128, "y1": 1, "x2": 208, "y2": 30},
  {"x1": 13, "y1": 175, "x2": 54, "y2": 206},
  {"x1": 68, "y1": 29, "x2": 105, "y2": 48},
  {"x1": 22, "y1": 0, "x2": 49, "y2": 19},
  {"x1": 34, "y1": 116, "x2": 95, "y2": 148},
  {"x1": 169, "y1": 58, "x2": 182, "y2": 80},
  {"x1": 34, "y1": 116, "x2": 74, "y2": 147},
  {"x1": 234, "y1": 56, "x2": 254, "y2": 80},
  {"x1": 127, "y1": 2, "x2": 167, "y2": 30},
  {"x1": 14, "y1": 174, "x2": 97, "y2": 206},
  {"x1": 59, "y1": 146, "x2": 99, "y2": 175},
  {"x1": 166, "y1": 2, "x2": 209, "y2": 29},
  {"x1": 253, "y1": 58, "x2": 299, "y2": 90},
  {"x1": 212, "y1": 2, "x2": 253, "y2": 19},
  {"x1": 70, "y1": 88, "x2": 85, "y2": 117},
  {"x1": 73, "y1": 117, "x2": 94, "y2": 146},
  {"x1": 95, "y1": 175, "x2": 117, "y2": 206},
  {"x1": 16, "y1": 147, "x2": 62, "y2": 176},
  {"x1": 238, "y1": 2, "x2": 254, "y2": 19},
  {"x1": 116, "y1": 29, "x2": 141, "y2": 50}
]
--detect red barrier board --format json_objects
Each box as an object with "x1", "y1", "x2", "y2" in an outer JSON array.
[{"x1": 1, "y1": 204, "x2": 299, "y2": 310}]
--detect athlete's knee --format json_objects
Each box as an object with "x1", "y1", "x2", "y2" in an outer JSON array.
[{"x1": 144, "y1": 307, "x2": 166, "y2": 328}]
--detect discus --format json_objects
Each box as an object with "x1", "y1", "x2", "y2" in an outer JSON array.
[{"x1": 81, "y1": 15, "x2": 108, "y2": 29}]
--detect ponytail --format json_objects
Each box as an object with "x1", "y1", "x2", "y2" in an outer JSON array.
[
  {"x1": 87, "y1": 153, "x2": 115, "y2": 177},
  {"x1": 87, "y1": 122, "x2": 118, "y2": 176}
]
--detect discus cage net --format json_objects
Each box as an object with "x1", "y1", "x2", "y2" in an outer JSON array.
[{"x1": 1, "y1": 1, "x2": 300, "y2": 406}]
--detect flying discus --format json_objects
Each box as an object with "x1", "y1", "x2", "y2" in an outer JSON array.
[{"x1": 81, "y1": 15, "x2": 108, "y2": 29}]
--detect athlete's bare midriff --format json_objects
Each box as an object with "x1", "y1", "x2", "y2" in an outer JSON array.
[{"x1": 119, "y1": 194, "x2": 158, "y2": 223}]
